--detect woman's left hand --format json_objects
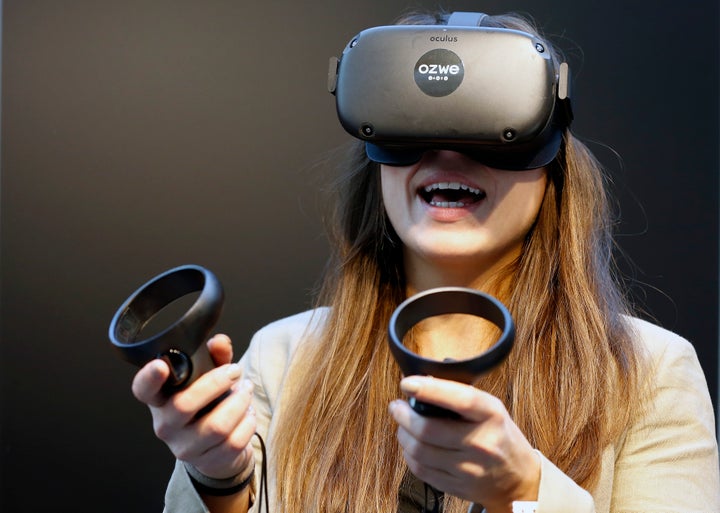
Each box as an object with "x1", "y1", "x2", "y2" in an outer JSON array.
[{"x1": 389, "y1": 375, "x2": 541, "y2": 513}]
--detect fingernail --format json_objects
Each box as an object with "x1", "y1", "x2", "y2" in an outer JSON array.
[
  {"x1": 226, "y1": 363, "x2": 242, "y2": 381},
  {"x1": 388, "y1": 400, "x2": 401, "y2": 415},
  {"x1": 400, "y1": 377, "x2": 423, "y2": 395},
  {"x1": 241, "y1": 378, "x2": 254, "y2": 393},
  {"x1": 150, "y1": 359, "x2": 170, "y2": 381},
  {"x1": 151, "y1": 359, "x2": 166, "y2": 374}
]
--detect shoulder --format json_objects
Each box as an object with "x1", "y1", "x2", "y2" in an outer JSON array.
[
  {"x1": 239, "y1": 307, "x2": 330, "y2": 405},
  {"x1": 249, "y1": 306, "x2": 330, "y2": 350},
  {"x1": 607, "y1": 322, "x2": 720, "y2": 511},
  {"x1": 625, "y1": 316, "x2": 701, "y2": 368},
  {"x1": 623, "y1": 315, "x2": 715, "y2": 433}
]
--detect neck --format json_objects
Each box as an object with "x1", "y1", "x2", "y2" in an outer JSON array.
[
  {"x1": 402, "y1": 253, "x2": 517, "y2": 362},
  {"x1": 403, "y1": 250, "x2": 518, "y2": 297},
  {"x1": 410, "y1": 312, "x2": 503, "y2": 361}
]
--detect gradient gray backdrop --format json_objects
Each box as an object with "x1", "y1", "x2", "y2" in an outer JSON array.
[{"x1": 1, "y1": 1, "x2": 718, "y2": 512}]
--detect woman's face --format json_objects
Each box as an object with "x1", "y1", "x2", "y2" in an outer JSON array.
[{"x1": 380, "y1": 150, "x2": 548, "y2": 288}]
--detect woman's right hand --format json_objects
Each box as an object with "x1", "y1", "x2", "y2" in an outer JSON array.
[{"x1": 131, "y1": 334, "x2": 257, "y2": 481}]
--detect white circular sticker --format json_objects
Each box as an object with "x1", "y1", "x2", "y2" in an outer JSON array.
[{"x1": 414, "y1": 49, "x2": 464, "y2": 97}]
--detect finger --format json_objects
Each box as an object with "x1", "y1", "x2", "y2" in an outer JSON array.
[
  {"x1": 193, "y1": 379, "x2": 255, "y2": 447},
  {"x1": 132, "y1": 359, "x2": 171, "y2": 407},
  {"x1": 166, "y1": 378, "x2": 255, "y2": 462},
  {"x1": 161, "y1": 363, "x2": 245, "y2": 429},
  {"x1": 192, "y1": 404, "x2": 258, "y2": 478},
  {"x1": 207, "y1": 334, "x2": 234, "y2": 367},
  {"x1": 397, "y1": 425, "x2": 458, "y2": 491},
  {"x1": 389, "y1": 398, "x2": 471, "y2": 450},
  {"x1": 396, "y1": 423, "x2": 461, "y2": 468},
  {"x1": 400, "y1": 376, "x2": 506, "y2": 423},
  {"x1": 394, "y1": 412, "x2": 502, "y2": 501},
  {"x1": 403, "y1": 454, "x2": 458, "y2": 495}
]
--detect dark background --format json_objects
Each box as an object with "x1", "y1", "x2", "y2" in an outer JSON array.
[{"x1": 1, "y1": 1, "x2": 717, "y2": 511}]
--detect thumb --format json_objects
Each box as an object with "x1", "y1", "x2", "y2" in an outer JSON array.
[
  {"x1": 207, "y1": 333, "x2": 234, "y2": 366},
  {"x1": 132, "y1": 358, "x2": 171, "y2": 407},
  {"x1": 400, "y1": 376, "x2": 502, "y2": 422}
]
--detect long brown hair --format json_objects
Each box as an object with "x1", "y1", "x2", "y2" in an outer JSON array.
[{"x1": 272, "y1": 11, "x2": 643, "y2": 513}]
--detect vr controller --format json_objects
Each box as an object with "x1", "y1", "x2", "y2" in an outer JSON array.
[
  {"x1": 388, "y1": 288, "x2": 515, "y2": 418},
  {"x1": 329, "y1": 11, "x2": 573, "y2": 169},
  {"x1": 108, "y1": 265, "x2": 224, "y2": 396}
]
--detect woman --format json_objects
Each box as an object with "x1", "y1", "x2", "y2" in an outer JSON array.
[{"x1": 131, "y1": 10, "x2": 720, "y2": 513}]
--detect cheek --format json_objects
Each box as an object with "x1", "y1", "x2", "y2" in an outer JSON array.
[
  {"x1": 517, "y1": 180, "x2": 547, "y2": 221},
  {"x1": 380, "y1": 167, "x2": 391, "y2": 204},
  {"x1": 495, "y1": 172, "x2": 548, "y2": 235},
  {"x1": 380, "y1": 166, "x2": 408, "y2": 223}
]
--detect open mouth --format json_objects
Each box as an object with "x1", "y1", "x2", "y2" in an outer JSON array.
[{"x1": 419, "y1": 182, "x2": 486, "y2": 208}]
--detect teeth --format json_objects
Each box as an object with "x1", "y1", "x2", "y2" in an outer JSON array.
[
  {"x1": 423, "y1": 182, "x2": 481, "y2": 195},
  {"x1": 430, "y1": 200, "x2": 465, "y2": 207}
]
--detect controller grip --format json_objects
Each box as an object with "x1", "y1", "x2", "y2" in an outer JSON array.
[
  {"x1": 158, "y1": 343, "x2": 230, "y2": 418},
  {"x1": 409, "y1": 397, "x2": 461, "y2": 420}
]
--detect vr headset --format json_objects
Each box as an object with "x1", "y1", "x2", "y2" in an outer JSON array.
[{"x1": 328, "y1": 12, "x2": 573, "y2": 170}]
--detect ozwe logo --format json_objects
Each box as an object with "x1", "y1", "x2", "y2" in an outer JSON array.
[
  {"x1": 416, "y1": 63, "x2": 462, "y2": 81},
  {"x1": 414, "y1": 49, "x2": 465, "y2": 97}
]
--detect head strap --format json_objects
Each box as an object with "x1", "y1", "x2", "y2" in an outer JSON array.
[{"x1": 444, "y1": 12, "x2": 488, "y2": 26}]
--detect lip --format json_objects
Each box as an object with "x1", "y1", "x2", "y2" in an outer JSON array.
[
  {"x1": 416, "y1": 171, "x2": 485, "y2": 194},
  {"x1": 413, "y1": 170, "x2": 487, "y2": 221}
]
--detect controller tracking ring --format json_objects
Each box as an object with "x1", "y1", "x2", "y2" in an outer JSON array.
[
  {"x1": 108, "y1": 264, "x2": 224, "y2": 393},
  {"x1": 388, "y1": 287, "x2": 515, "y2": 416}
]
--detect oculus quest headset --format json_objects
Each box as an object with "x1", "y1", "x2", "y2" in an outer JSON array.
[
  {"x1": 109, "y1": 12, "x2": 540, "y2": 419},
  {"x1": 328, "y1": 11, "x2": 573, "y2": 170}
]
